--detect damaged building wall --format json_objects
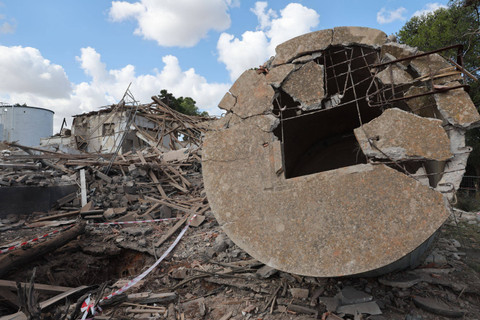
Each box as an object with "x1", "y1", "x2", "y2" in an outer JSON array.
[
  {"x1": 202, "y1": 27, "x2": 480, "y2": 277},
  {"x1": 47, "y1": 97, "x2": 209, "y2": 155}
]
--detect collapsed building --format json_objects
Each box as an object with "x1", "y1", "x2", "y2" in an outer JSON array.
[
  {"x1": 41, "y1": 96, "x2": 207, "y2": 154},
  {"x1": 202, "y1": 27, "x2": 480, "y2": 277}
]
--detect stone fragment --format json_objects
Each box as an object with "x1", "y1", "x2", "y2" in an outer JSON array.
[
  {"x1": 333, "y1": 26, "x2": 387, "y2": 47},
  {"x1": 376, "y1": 65, "x2": 413, "y2": 85},
  {"x1": 170, "y1": 267, "x2": 188, "y2": 279},
  {"x1": 287, "y1": 304, "x2": 318, "y2": 315},
  {"x1": 339, "y1": 286, "x2": 373, "y2": 305},
  {"x1": 410, "y1": 53, "x2": 452, "y2": 77},
  {"x1": 379, "y1": 272, "x2": 422, "y2": 289},
  {"x1": 273, "y1": 29, "x2": 333, "y2": 65},
  {"x1": 266, "y1": 64, "x2": 295, "y2": 88},
  {"x1": 118, "y1": 212, "x2": 137, "y2": 222},
  {"x1": 282, "y1": 61, "x2": 324, "y2": 110},
  {"x1": 413, "y1": 296, "x2": 465, "y2": 318},
  {"x1": 404, "y1": 86, "x2": 441, "y2": 119},
  {"x1": 355, "y1": 108, "x2": 452, "y2": 161},
  {"x1": 229, "y1": 70, "x2": 275, "y2": 118},
  {"x1": 181, "y1": 297, "x2": 206, "y2": 318},
  {"x1": 213, "y1": 234, "x2": 229, "y2": 253},
  {"x1": 189, "y1": 215, "x2": 205, "y2": 227},
  {"x1": 103, "y1": 208, "x2": 116, "y2": 220},
  {"x1": 319, "y1": 296, "x2": 340, "y2": 312},
  {"x1": 121, "y1": 226, "x2": 153, "y2": 237},
  {"x1": 291, "y1": 54, "x2": 318, "y2": 64},
  {"x1": 290, "y1": 288, "x2": 309, "y2": 299},
  {"x1": 424, "y1": 250, "x2": 448, "y2": 265},
  {"x1": 157, "y1": 205, "x2": 172, "y2": 219},
  {"x1": 380, "y1": 42, "x2": 417, "y2": 67},
  {"x1": 256, "y1": 265, "x2": 278, "y2": 278},
  {"x1": 218, "y1": 92, "x2": 236, "y2": 112},
  {"x1": 434, "y1": 81, "x2": 480, "y2": 128},
  {"x1": 336, "y1": 301, "x2": 382, "y2": 315}
]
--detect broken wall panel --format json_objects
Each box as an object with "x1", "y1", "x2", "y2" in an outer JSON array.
[
  {"x1": 204, "y1": 27, "x2": 480, "y2": 277},
  {"x1": 354, "y1": 108, "x2": 452, "y2": 162}
]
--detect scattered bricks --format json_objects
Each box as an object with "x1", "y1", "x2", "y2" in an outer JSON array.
[{"x1": 290, "y1": 288, "x2": 309, "y2": 299}]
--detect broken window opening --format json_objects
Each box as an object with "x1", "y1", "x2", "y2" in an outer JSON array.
[
  {"x1": 274, "y1": 45, "x2": 383, "y2": 179},
  {"x1": 102, "y1": 123, "x2": 115, "y2": 136}
]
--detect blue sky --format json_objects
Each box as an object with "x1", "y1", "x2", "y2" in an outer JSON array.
[{"x1": 0, "y1": 0, "x2": 449, "y2": 131}]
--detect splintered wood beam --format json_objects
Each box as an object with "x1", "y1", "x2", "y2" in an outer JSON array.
[{"x1": 0, "y1": 222, "x2": 86, "y2": 278}]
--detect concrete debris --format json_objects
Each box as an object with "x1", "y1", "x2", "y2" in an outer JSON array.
[
  {"x1": 256, "y1": 265, "x2": 278, "y2": 279},
  {"x1": 378, "y1": 273, "x2": 422, "y2": 289},
  {"x1": 2, "y1": 27, "x2": 480, "y2": 320},
  {"x1": 413, "y1": 296, "x2": 465, "y2": 318},
  {"x1": 336, "y1": 301, "x2": 382, "y2": 316},
  {"x1": 339, "y1": 286, "x2": 373, "y2": 305},
  {"x1": 282, "y1": 61, "x2": 325, "y2": 110},
  {"x1": 203, "y1": 26, "x2": 480, "y2": 278},
  {"x1": 354, "y1": 108, "x2": 452, "y2": 161},
  {"x1": 289, "y1": 287, "x2": 309, "y2": 299}
]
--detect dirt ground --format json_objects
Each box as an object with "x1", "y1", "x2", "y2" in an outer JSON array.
[{"x1": 0, "y1": 208, "x2": 479, "y2": 320}]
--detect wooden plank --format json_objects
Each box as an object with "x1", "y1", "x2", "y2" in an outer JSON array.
[
  {"x1": 144, "y1": 197, "x2": 196, "y2": 215},
  {"x1": 39, "y1": 285, "x2": 89, "y2": 309},
  {"x1": 148, "y1": 170, "x2": 168, "y2": 199},
  {"x1": 30, "y1": 210, "x2": 80, "y2": 223},
  {"x1": 0, "y1": 280, "x2": 72, "y2": 294},
  {"x1": 0, "y1": 223, "x2": 86, "y2": 278},
  {"x1": 136, "y1": 151, "x2": 147, "y2": 165},
  {"x1": 0, "y1": 285, "x2": 89, "y2": 320},
  {"x1": 0, "y1": 287, "x2": 19, "y2": 308},
  {"x1": 154, "y1": 215, "x2": 188, "y2": 248}
]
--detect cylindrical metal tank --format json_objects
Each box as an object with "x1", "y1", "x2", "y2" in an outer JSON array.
[{"x1": 0, "y1": 104, "x2": 54, "y2": 146}]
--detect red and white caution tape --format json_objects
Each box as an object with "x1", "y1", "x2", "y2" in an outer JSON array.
[
  {"x1": 98, "y1": 214, "x2": 197, "y2": 304},
  {"x1": 81, "y1": 294, "x2": 95, "y2": 320},
  {"x1": 0, "y1": 224, "x2": 75, "y2": 255},
  {"x1": 91, "y1": 217, "x2": 180, "y2": 226}
]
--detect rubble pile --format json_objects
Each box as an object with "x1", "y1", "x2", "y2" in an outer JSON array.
[{"x1": 0, "y1": 28, "x2": 479, "y2": 320}]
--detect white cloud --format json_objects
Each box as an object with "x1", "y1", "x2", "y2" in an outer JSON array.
[
  {"x1": 251, "y1": 1, "x2": 277, "y2": 30},
  {"x1": 109, "y1": 0, "x2": 232, "y2": 47},
  {"x1": 376, "y1": 7, "x2": 407, "y2": 24},
  {"x1": 0, "y1": 21, "x2": 14, "y2": 34},
  {"x1": 0, "y1": 46, "x2": 72, "y2": 99},
  {"x1": 0, "y1": 46, "x2": 230, "y2": 133},
  {"x1": 217, "y1": 2, "x2": 319, "y2": 81},
  {"x1": 413, "y1": 3, "x2": 447, "y2": 17}
]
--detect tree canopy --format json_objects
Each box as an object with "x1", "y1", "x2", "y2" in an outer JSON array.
[
  {"x1": 157, "y1": 89, "x2": 209, "y2": 117},
  {"x1": 397, "y1": 0, "x2": 480, "y2": 103},
  {"x1": 397, "y1": 0, "x2": 480, "y2": 176}
]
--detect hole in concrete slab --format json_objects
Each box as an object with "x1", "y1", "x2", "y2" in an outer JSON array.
[{"x1": 273, "y1": 45, "x2": 383, "y2": 179}]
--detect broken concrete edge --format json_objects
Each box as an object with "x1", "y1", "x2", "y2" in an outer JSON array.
[
  {"x1": 203, "y1": 27, "x2": 476, "y2": 277},
  {"x1": 354, "y1": 108, "x2": 453, "y2": 162},
  {"x1": 272, "y1": 27, "x2": 387, "y2": 66}
]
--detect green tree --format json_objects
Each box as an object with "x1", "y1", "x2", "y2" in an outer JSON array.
[
  {"x1": 397, "y1": 1, "x2": 480, "y2": 176},
  {"x1": 157, "y1": 89, "x2": 209, "y2": 117}
]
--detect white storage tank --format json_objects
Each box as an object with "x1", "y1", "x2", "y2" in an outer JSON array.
[{"x1": 0, "y1": 104, "x2": 54, "y2": 147}]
